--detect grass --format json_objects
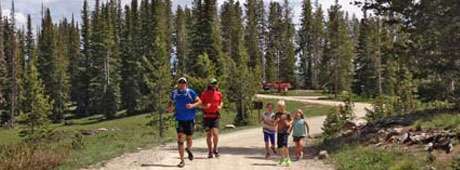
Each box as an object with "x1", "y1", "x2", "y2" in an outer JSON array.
[
  {"x1": 332, "y1": 145, "x2": 425, "y2": 170},
  {"x1": 258, "y1": 89, "x2": 325, "y2": 96},
  {"x1": 413, "y1": 113, "x2": 460, "y2": 130},
  {"x1": 256, "y1": 98, "x2": 334, "y2": 117},
  {"x1": 318, "y1": 94, "x2": 373, "y2": 103},
  {"x1": 0, "y1": 128, "x2": 19, "y2": 146},
  {"x1": 285, "y1": 90, "x2": 324, "y2": 96}
]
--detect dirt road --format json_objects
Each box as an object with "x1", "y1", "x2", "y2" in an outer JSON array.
[{"x1": 86, "y1": 95, "x2": 371, "y2": 170}]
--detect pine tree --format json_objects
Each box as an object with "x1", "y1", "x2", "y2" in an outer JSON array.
[
  {"x1": 220, "y1": 1, "x2": 260, "y2": 124},
  {"x1": 220, "y1": 0, "x2": 245, "y2": 64},
  {"x1": 139, "y1": 0, "x2": 173, "y2": 112},
  {"x1": 310, "y1": 2, "x2": 325, "y2": 89},
  {"x1": 279, "y1": 0, "x2": 296, "y2": 85},
  {"x1": 244, "y1": 0, "x2": 264, "y2": 73},
  {"x1": 189, "y1": 0, "x2": 223, "y2": 76},
  {"x1": 324, "y1": 1, "x2": 353, "y2": 96},
  {"x1": 74, "y1": 0, "x2": 91, "y2": 116},
  {"x1": 18, "y1": 15, "x2": 34, "y2": 115},
  {"x1": 352, "y1": 12, "x2": 375, "y2": 97},
  {"x1": 3, "y1": 2, "x2": 21, "y2": 127},
  {"x1": 298, "y1": 0, "x2": 314, "y2": 88},
  {"x1": 17, "y1": 54, "x2": 52, "y2": 141},
  {"x1": 174, "y1": 6, "x2": 189, "y2": 75},
  {"x1": 121, "y1": 0, "x2": 143, "y2": 114},
  {"x1": 88, "y1": 1, "x2": 121, "y2": 117},
  {"x1": 0, "y1": 4, "x2": 8, "y2": 125},
  {"x1": 37, "y1": 9, "x2": 69, "y2": 123},
  {"x1": 142, "y1": 37, "x2": 172, "y2": 113},
  {"x1": 265, "y1": 2, "x2": 283, "y2": 82},
  {"x1": 68, "y1": 15, "x2": 81, "y2": 104},
  {"x1": 17, "y1": 16, "x2": 52, "y2": 140},
  {"x1": 352, "y1": 14, "x2": 385, "y2": 97}
]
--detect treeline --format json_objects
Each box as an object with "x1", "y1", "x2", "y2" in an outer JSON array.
[{"x1": 0, "y1": 0, "x2": 459, "y2": 130}]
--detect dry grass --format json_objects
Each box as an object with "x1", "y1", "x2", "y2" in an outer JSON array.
[{"x1": 0, "y1": 143, "x2": 70, "y2": 170}]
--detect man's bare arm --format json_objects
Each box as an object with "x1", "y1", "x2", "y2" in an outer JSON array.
[
  {"x1": 167, "y1": 101, "x2": 173, "y2": 113},
  {"x1": 191, "y1": 97, "x2": 202, "y2": 108}
]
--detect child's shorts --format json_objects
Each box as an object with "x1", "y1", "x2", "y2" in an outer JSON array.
[
  {"x1": 263, "y1": 128, "x2": 276, "y2": 145},
  {"x1": 277, "y1": 132, "x2": 289, "y2": 148},
  {"x1": 293, "y1": 136, "x2": 305, "y2": 142}
]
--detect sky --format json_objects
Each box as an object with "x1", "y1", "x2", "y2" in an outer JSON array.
[{"x1": 0, "y1": 0, "x2": 363, "y2": 28}]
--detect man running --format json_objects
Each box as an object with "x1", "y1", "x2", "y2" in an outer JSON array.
[
  {"x1": 167, "y1": 77, "x2": 202, "y2": 168},
  {"x1": 200, "y1": 78, "x2": 223, "y2": 158}
]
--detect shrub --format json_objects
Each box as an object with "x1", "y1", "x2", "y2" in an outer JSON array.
[
  {"x1": 322, "y1": 91, "x2": 354, "y2": 137},
  {"x1": 389, "y1": 159, "x2": 420, "y2": 170},
  {"x1": 451, "y1": 154, "x2": 460, "y2": 170},
  {"x1": 366, "y1": 95, "x2": 397, "y2": 123},
  {"x1": 0, "y1": 143, "x2": 69, "y2": 170}
]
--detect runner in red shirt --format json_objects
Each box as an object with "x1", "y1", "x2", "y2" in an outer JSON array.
[{"x1": 200, "y1": 78, "x2": 223, "y2": 158}]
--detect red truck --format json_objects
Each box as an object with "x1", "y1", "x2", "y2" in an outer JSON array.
[{"x1": 262, "y1": 81, "x2": 292, "y2": 92}]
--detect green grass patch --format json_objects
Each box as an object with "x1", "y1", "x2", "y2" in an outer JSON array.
[
  {"x1": 318, "y1": 94, "x2": 373, "y2": 103},
  {"x1": 285, "y1": 90, "x2": 324, "y2": 96},
  {"x1": 256, "y1": 98, "x2": 334, "y2": 117},
  {"x1": 258, "y1": 90, "x2": 325, "y2": 96},
  {"x1": 332, "y1": 145, "x2": 425, "y2": 170},
  {"x1": 413, "y1": 113, "x2": 460, "y2": 130},
  {"x1": 0, "y1": 128, "x2": 20, "y2": 146}
]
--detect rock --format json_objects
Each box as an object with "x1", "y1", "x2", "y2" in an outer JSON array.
[
  {"x1": 341, "y1": 130, "x2": 354, "y2": 137},
  {"x1": 378, "y1": 129, "x2": 386, "y2": 134},
  {"x1": 411, "y1": 133, "x2": 429, "y2": 143},
  {"x1": 448, "y1": 143, "x2": 454, "y2": 153},
  {"x1": 387, "y1": 135, "x2": 399, "y2": 143},
  {"x1": 225, "y1": 124, "x2": 236, "y2": 129},
  {"x1": 375, "y1": 142, "x2": 384, "y2": 147},
  {"x1": 96, "y1": 128, "x2": 109, "y2": 132},
  {"x1": 425, "y1": 142, "x2": 434, "y2": 152},
  {"x1": 393, "y1": 127, "x2": 404, "y2": 134},
  {"x1": 434, "y1": 139, "x2": 453, "y2": 154},
  {"x1": 343, "y1": 121, "x2": 357, "y2": 131},
  {"x1": 398, "y1": 132, "x2": 410, "y2": 144},
  {"x1": 354, "y1": 119, "x2": 368, "y2": 127},
  {"x1": 318, "y1": 150, "x2": 329, "y2": 160}
]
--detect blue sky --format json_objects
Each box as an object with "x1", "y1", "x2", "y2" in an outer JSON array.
[{"x1": 1, "y1": 0, "x2": 362, "y2": 28}]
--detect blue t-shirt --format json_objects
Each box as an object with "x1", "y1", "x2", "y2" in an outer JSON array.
[{"x1": 170, "y1": 88, "x2": 198, "y2": 121}]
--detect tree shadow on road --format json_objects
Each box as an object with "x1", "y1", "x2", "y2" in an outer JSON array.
[
  {"x1": 252, "y1": 163, "x2": 278, "y2": 167},
  {"x1": 165, "y1": 145, "x2": 321, "y2": 160},
  {"x1": 140, "y1": 163, "x2": 177, "y2": 168},
  {"x1": 165, "y1": 146, "x2": 266, "y2": 156}
]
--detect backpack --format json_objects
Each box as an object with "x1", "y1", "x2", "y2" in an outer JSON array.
[{"x1": 172, "y1": 88, "x2": 193, "y2": 102}]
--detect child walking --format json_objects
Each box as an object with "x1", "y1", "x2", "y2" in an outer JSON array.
[
  {"x1": 274, "y1": 100, "x2": 293, "y2": 166},
  {"x1": 261, "y1": 103, "x2": 277, "y2": 159},
  {"x1": 290, "y1": 109, "x2": 311, "y2": 160}
]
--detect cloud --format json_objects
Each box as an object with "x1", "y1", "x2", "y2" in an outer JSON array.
[{"x1": 2, "y1": 9, "x2": 27, "y2": 26}]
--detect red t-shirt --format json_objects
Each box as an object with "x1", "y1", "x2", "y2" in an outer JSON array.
[{"x1": 200, "y1": 89, "x2": 223, "y2": 118}]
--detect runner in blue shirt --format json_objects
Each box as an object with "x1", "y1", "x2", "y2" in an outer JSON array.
[{"x1": 167, "y1": 77, "x2": 202, "y2": 168}]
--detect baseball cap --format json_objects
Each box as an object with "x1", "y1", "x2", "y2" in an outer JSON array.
[
  {"x1": 210, "y1": 78, "x2": 218, "y2": 84},
  {"x1": 178, "y1": 77, "x2": 187, "y2": 84}
]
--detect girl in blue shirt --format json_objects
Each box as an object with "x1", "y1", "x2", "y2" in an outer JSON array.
[{"x1": 289, "y1": 109, "x2": 311, "y2": 160}]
